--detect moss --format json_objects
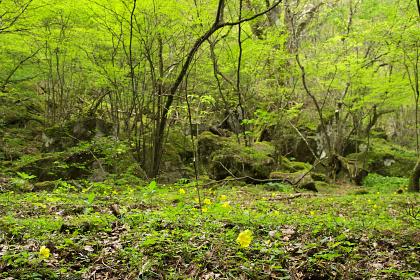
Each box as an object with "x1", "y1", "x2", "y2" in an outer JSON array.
[
  {"x1": 249, "y1": 141, "x2": 275, "y2": 157},
  {"x1": 270, "y1": 171, "x2": 304, "y2": 182},
  {"x1": 33, "y1": 181, "x2": 57, "y2": 192},
  {"x1": 347, "y1": 138, "x2": 416, "y2": 177},
  {"x1": 158, "y1": 130, "x2": 196, "y2": 183},
  {"x1": 312, "y1": 172, "x2": 327, "y2": 182},
  {"x1": 199, "y1": 133, "x2": 276, "y2": 180},
  {"x1": 198, "y1": 131, "x2": 229, "y2": 163},
  {"x1": 210, "y1": 145, "x2": 275, "y2": 180},
  {"x1": 279, "y1": 157, "x2": 312, "y2": 172}
]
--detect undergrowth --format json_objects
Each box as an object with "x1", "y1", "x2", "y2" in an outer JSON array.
[{"x1": 0, "y1": 174, "x2": 418, "y2": 279}]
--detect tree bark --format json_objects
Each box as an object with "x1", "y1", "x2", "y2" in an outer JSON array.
[
  {"x1": 150, "y1": 0, "x2": 283, "y2": 178},
  {"x1": 409, "y1": 158, "x2": 420, "y2": 192}
]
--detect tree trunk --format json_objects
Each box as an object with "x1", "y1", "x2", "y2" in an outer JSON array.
[{"x1": 409, "y1": 158, "x2": 420, "y2": 192}]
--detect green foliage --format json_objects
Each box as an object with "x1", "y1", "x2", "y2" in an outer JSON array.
[
  {"x1": 363, "y1": 173, "x2": 408, "y2": 193},
  {"x1": 0, "y1": 181, "x2": 418, "y2": 278}
]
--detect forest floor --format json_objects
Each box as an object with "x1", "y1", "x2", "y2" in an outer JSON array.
[{"x1": 0, "y1": 176, "x2": 419, "y2": 279}]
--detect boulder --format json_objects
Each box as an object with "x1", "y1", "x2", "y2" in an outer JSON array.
[
  {"x1": 347, "y1": 139, "x2": 416, "y2": 178},
  {"x1": 198, "y1": 133, "x2": 276, "y2": 181},
  {"x1": 270, "y1": 171, "x2": 317, "y2": 192},
  {"x1": 198, "y1": 131, "x2": 228, "y2": 164},
  {"x1": 15, "y1": 151, "x2": 95, "y2": 181},
  {"x1": 42, "y1": 117, "x2": 112, "y2": 152},
  {"x1": 334, "y1": 155, "x2": 368, "y2": 186}
]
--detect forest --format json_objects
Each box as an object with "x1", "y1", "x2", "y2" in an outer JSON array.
[{"x1": 0, "y1": 0, "x2": 419, "y2": 279}]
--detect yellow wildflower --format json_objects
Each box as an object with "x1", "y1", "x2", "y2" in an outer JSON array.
[
  {"x1": 39, "y1": 246, "x2": 50, "y2": 258},
  {"x1": 202, "y1": 207, "x2": 208, "y2": 213},
  {"x1": 203, "y1": 198, "x2": 212, "y2": 205},
  {"x1": 310, "y1": 211, "x2": 315, "y2": 216},
  {"x1": 220, "y1": 195, "x2": 227, "y2": 201},
  {"x1": 222, "y1": 202, "x2": 230, "y2": 208},
  {"x1": 179, "y1": 188, "x2": 186, "y2": 195},
  {"x1": 194, "y1": 197, "x2": 200, "y2": 203},
  {"x1": 237, "y1": 230, "x2": 253, "y2": 248}
]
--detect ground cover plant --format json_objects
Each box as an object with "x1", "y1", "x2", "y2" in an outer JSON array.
[{"x1": 0, "y1": 175, "x2": 418, "y2": 279}]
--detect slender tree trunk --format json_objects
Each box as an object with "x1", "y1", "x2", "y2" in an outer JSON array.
[
  {"x1": 409, "y1": 158, "x2": 420, "y2": 192},
  {"x1": 150, "y1": 0, "x2": 283, "y2": 178}
]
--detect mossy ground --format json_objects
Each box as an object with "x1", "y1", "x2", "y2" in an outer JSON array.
[{"x1": 0, "y1": 175, "x2": 418, "y2": 279}]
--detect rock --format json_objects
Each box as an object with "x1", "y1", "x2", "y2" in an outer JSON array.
[
  {"x1": 279, "y1": 157, "x2": 312, "y2": 172},
  {"x1": 157, "y1": 130, "x2": 195, "y2": 183},
  {"x1": 272, "y1": 126, "x2": 319, "y2": 163},
  {"x1": 269, "y1": 171, "x2": 318, "y2": 192},
  {"x1": 198, "y1": 131, "x2": 228, "y2": 164},
  {"x1": 42, "y1": 117, "x2": 112, "y2": 152},
  {"x1": 334, "y1": 155, "x2": 369, "y2": 186},
  {"x1": 15, "y1": 151, "x2": 95, "y2": 181},
  {"x1": 33, "y1": 181, "x2": 57, "y2": 192},
  {"x1": 346, "y1": 139, "x2": 416, "y2": 178},
  {"x1": 198, "y1": 133, "x2": 276, "y2": 181}
]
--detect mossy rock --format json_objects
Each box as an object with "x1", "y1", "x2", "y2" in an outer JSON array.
[
  {"x1": 347, "y1": 138, "x2": 416, "y2": 177},
  {"x1": 14, "y1": 150, "x2": 95, "y2": 181},
  {"x1": 200, "y1": 133, "x2": 276, "y2": 181},
  {"x1": 42, "y1": 117, "x2": 112, "y2": 152},
  {"x1": 311, "y1": 172, "x2": 327, "y2": 182},
  {"x1": 198, "y1": 131, "x2": 229, "y2": 164},
  {"x1": 269, "y1": 171, "x2": 317, "y2": 192},
  {"x1": 159, "y1": 132, "x2": 195, "y2": 183},
  {"x1": 272, "y1": 126, "x2": 318, "y2": 163},
  {"x1": 33, "y1": 181, "x2": 57, "y2": 192},
  {"x1": 279, "y1": 157, "x2": 312, "y2": 172}
]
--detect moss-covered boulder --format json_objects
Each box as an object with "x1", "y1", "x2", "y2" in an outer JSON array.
[
  {"x1": 278, "y1": 157, "x2": 312, "y2": 172},
  {"x1": 269, "y1": 171, "x2": 317, "y2": 192},
  {"x1": 15, "y1": 151, "x2": 95, "y2": 181},
  {"x1": 13, "y1": 136, "x2": 146, "y2": 182},
  {"x1": 157, "y1": 130, "x2": 195, "y2": 183},
  {"x1": 347, "y1": 139, "x2": 416, "y2": 177},
  {"x1": 198, "y1": 133, "x2": 276, "y2": 181},
  {"x1": 42, "y1": 117, "x2": 112, "y2": 152},
  {"x1": 272, "y1": 126, "x2": 318, "y2": 163},
  {"x1": 198, "y1": 131, "x2": 229, "y2": 164}
]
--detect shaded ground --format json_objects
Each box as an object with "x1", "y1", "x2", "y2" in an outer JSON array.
[{"x1": 0, "y1": 176, "x2": 419, "y2": 279}]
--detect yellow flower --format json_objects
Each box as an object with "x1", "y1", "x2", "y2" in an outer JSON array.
[
  {"x1": 271, "y1": 193, "x2": 276, "y2": 197},
  {"x1": 203, "y1": 198, "x2": 212, "y2": 205},
  {"x1": 222, "y1": 202, "x2": 230, "y2": 208},
  {"x1": 220, "y1": 195, "x2": 227, "y2": 201},
  {"x1": 179, "y1": 188, "x2": 186, "y2": 195},
  {"x1": 194, "y1": 197, "x2": 200, "y2": 203},
  {"x1": 373, "y1": 204, "x2": 378, "y2": 208},
  {"x1": 310, "y1": 211, "x2": 315, "y2": 216},
  {"x1": 39, "y1": 246, "x2": 50, "y2": 258},
  {"x1": 202, "y1": 207, "x2": 208, "y2": 213},
  {"x1": 237, "y1": 230, "x2": 253, "y2": 248}
]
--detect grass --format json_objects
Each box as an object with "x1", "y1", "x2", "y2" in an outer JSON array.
[{"x1": 0, "y1": 175, "x2": 419, "y2": 279}]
